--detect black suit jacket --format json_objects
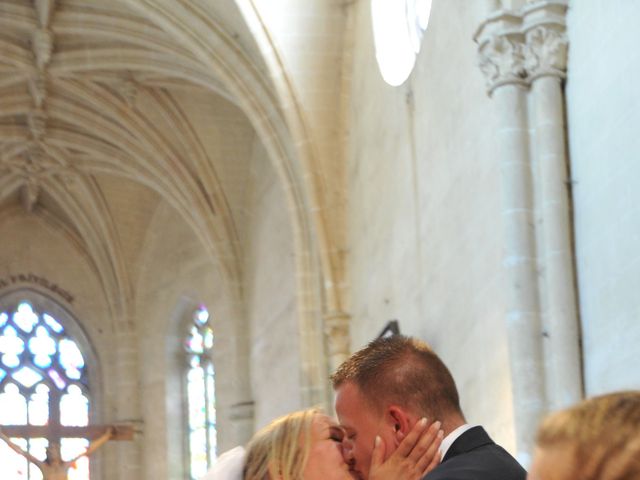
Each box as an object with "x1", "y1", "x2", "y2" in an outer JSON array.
[{"x1": 424, "y1": 426, "x2": 526, "y2": 480}]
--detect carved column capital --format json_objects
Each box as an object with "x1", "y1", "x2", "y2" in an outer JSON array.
[
  {"x1": 475, "y1": 11, "x2": 528, "y2": 95},
  {"x1": 476, "y1": 2, "x2": 569, "y2": 93},
  {"x1": 524, "y1": 26, "x2": 567, "y2": 81},
  {"x1": 522, "y1": 1, "x2": 569, "y2": 82},
  {"x1": 478, "y1": 34, "x2": 528, "y2": 94}
]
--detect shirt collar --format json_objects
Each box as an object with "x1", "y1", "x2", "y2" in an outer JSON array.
[{"x1": 439, "y1": 423, "x2": 476, "y2": 461}]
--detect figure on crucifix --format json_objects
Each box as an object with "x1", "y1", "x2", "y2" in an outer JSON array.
[{"x1": 0, "y1": 424, "x2": 132, "y2": 480}]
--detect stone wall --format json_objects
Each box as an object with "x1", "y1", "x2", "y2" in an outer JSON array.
[
  {"x1": 566, "y1": 0, "x2": 640, "y2": 394},
  {"x1": 347, "y1": 0, "x2": 516, "y2": 450},
  {"x1": 243, "y1": 140, "x2": 303, "y2": 429}
]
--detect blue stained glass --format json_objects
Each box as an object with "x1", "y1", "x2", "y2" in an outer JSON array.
[
  {"x1": 0, "y1": 326, "x2": 25, "y2": 368},
  {"x1": 1, "y1": 302, "x2": 91, "y2": 480},
  {"x1": 203, "y1": 328, "x2": 213, "y2": 349},
  {"x1": 13, "y1": 367, "x2": 43, "y2": 388},
  {"x1": 59, "y1": 339, "x2": 84, "y2": 380},
  {"x1": 1, "y1": 354, "x2": 20, "y2": 369},
  {"x1": 29, "y1": 326, "x2": 56, "y2": 368},
  {"x1": 187, "y1": 305, "x2": 217, "y2": 479},
  {"x1": 13, "y1": 303, "x2": 38, "y2": 333},
  {"x1": 188, "y1": 326, "x2": 204, "y2": 354},
  {"x1": 43, "y1": 314, "x2": 64, "y2": 333},
  {"x1": 195, "y1": 307, "x2": 209, "y2": 325},
  {"x1": 48, "y1": 369, "x2": 66, "y2": 390}
]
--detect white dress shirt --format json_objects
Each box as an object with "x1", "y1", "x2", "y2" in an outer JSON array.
[{"x1": 439, "y1": 423, "x2": 477, "y2": 461}]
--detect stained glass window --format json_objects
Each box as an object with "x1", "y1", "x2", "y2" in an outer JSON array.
[
  {"x1": 0, "y1": 301, "x2": 90, "y2": 480},
  {"x1": 185, "y1": 305, "x2": 216, "y2": 480},
  {"x1": 371, "y1": 0, "x2": 433, "y2": 86}
]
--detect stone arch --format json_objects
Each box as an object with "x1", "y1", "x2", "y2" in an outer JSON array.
[{"x1": 116, "y1": 0, "x2": 332, "y2": 406}]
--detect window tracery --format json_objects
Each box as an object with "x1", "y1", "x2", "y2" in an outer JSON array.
[{"x1": 0, "y1": 301, "x2": 90, "y2": 480}]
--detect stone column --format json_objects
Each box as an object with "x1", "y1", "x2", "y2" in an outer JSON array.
[
  {"x1": 230, "y1": 314, "x2": 254, "y2": 444},
  {"x1": 229, "y1": 401, "x2": 255, "y2": 445},
  {"x1": 524, "y1": 1, "x2": 583, "y2": 410},
  {"x1": 323, "y1": 311, "x2": 350, "y2": 379},
  {"x1": 476, "y1": 15, "x2": 546, "y2": 466},
  {"x1": 114, "y1": 328, "x2": 143, "y2": 480}
]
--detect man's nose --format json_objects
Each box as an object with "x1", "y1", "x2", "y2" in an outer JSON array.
[{"x1": 341, "y1": 438, "x2": 354, "y2": 462}]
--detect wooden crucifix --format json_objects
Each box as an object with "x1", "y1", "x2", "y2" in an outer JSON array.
[{"x1": 0, "y1": 423, "x2": 134, "y2": 480}]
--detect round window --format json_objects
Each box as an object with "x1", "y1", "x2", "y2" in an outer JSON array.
[{"x1": 371, "y1": 0, "x2": 433, "y2": 86}]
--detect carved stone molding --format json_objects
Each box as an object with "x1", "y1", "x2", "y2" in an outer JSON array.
[
  {"x1": 229, "y1": 401, "x2": 255, "y2": 422},
  {"x1": 28, "y1": 74, "x2": 48, "y2": 108},
  {"x1": 323, "y1": 311, "x2": 350, "y2": 371},
  {"x1": 20, "y1": 179, "x2": 40, "y2": 212},
  {"x1": 524, "y1": 26, "x2": 567, "y2": 81},
  {"x1": 475, "y1": 1, "x2": 568, "y2": 93},
  {"x1": 28, "y1": 108, "x2": 48, "y2": 139},
  {"x1": 35, "y1": 0, "x2": 56, "y2": 28},
  {"x1": 32, "y1": 28, "x2": 53, "y2": 71},
  {"x1": 17, "y1": 1, "x2": 58, "y2": 212},
  {"x1": 478, "y1": 34, "x2": 528, "y2": 94}
]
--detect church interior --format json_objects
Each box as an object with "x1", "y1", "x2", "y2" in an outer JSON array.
[{"x1": 0, "y1": 0, "x2": 639, "y2": 479}]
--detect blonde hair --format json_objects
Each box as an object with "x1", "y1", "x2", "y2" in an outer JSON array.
[
  {"x1": 244, "y1": 409, "x2": 320, "y2": 480},
  {"x1": 535, "y1": 391, "x2": 640, "y2": 480}
]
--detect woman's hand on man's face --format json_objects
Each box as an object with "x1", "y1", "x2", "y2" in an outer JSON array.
[{"x1": 368, "y1": 417, "x2": 444, "y2": 480}]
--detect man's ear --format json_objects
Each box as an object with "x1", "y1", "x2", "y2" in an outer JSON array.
[{"x1": 386, "y1": 405, "x2": 411, "y2": 447}]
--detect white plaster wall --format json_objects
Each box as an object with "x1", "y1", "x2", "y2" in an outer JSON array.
[
  {"x1": 243, "y1": 141, "x2": 302, "y2": 429},
  {"x1": 347, "y1": 0, "x2": 516, "y2": 450},
  {"x1": 566, "y1": 0, "x2": 640, "y2": 394}
]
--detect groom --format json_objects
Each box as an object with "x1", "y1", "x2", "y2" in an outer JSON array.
[{"x1": 332, "y1": 335, "x2": 526, "y2": 480}]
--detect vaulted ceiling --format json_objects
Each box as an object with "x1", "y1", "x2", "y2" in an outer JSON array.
[{"x1": 0, "y1": 0, "x2": 274, "y2": 310}]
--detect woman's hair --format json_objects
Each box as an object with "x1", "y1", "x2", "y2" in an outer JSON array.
[
  {"x1": 535, "y1": 391, "x2": 640, "y2": 480},
  {"x1": 244, "y1": 408, "x2": 320, "y2": 480}
]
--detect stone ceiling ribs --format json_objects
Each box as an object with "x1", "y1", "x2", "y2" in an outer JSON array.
[{"x1": 0, "y1": 0, "x2": 255, "y2": 316}]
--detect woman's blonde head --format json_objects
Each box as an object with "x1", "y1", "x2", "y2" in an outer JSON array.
[
  {"x1": 244, "y1": 408, "x2": 320, "y2": 480},
  {"x1": 534, "y1": 391, "x2": 640, "y2": 480}
]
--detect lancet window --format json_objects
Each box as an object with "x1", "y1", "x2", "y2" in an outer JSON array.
[{"x1": 185, "y1": 305, "x2": 217, "y2": 480}]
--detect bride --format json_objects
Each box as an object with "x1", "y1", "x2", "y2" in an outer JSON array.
[{"x1": 204, "y1": 408, "x2": 442, "y2": 480}]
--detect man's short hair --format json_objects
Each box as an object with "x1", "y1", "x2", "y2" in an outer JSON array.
[{"x1": 331, "y1": 335, "x2": 462, "y2": 419}]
